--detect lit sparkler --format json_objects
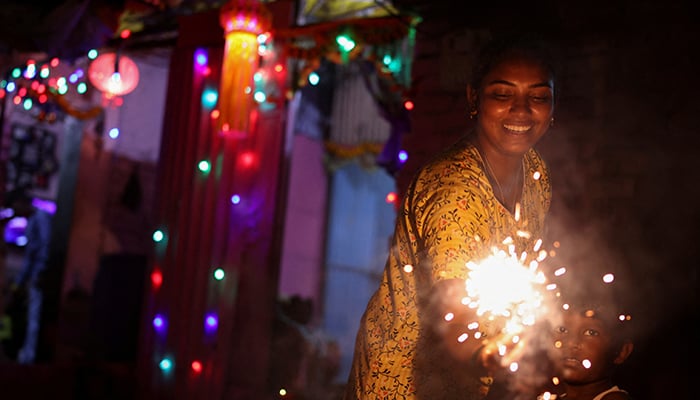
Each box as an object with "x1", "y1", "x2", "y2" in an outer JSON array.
[{"x1": 456, "y1": 236, "x2": 559, "y2": 364}]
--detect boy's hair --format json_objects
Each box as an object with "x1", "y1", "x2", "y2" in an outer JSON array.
[{"x1": 553, "y1": 268, "x2": 635, "y2": 346}]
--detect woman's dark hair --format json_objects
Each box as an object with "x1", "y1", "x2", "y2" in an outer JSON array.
[{"x1": 469, "y1": 32, "x2": 560, "y2": 97}]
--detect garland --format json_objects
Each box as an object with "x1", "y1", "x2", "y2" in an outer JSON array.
[
  {"x1": 324, "y1": 140, "x2": 385, "y2": 159},
  {"x1": 10, "y1": 80, "x2": 104, "y2": 121},
  {"x1": 274, "y1": 14, "x2": 420, "y2": 92},
  {"x1": 53, "y1": 91, "x2": 104, "y2": 120}
]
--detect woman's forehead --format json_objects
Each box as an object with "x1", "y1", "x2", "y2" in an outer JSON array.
[{"x1": 485, "y1": 55, "x2": 554, "y2": 83}]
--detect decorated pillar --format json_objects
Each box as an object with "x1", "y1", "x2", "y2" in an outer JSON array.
[
  {"x1": 136, "y1": 2, "x2": 293, "y2": 399},
  {"x1": 218, "y1": 0, "x2": 271, "y2": 137}
]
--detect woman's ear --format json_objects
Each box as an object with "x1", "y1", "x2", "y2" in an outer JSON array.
[
  {"x1": 466, "y1": 85, "x2": 478, "y2": 111},
  {"x1": 613, "y1": 342, "x2": 634, "y2": 365}
]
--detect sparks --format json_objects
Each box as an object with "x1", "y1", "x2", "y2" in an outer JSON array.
[
  {"x1": 457, "y1": 240, "x2": 555, "y2": 364},
  {"x1": 465, "y1": 248, "x2": 547, "y2": 327}
]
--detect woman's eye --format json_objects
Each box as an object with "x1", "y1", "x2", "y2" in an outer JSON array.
[
  {"x1": 491, "y1": 93, "x2": 510, "y2": 100},
  {"x1": 556, "y1": 326, "x2": 567, "y2": 334},
  {"x1": 530, "y1": 95, "x2": 551, "y2": 103},
  {"x1": 584, "y1": 329, "x2": 599, "y2": 336}
]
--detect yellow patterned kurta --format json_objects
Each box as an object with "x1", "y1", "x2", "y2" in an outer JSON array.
[{"x1": 344, "y1": 137, "x2": 551, "y2": 399}]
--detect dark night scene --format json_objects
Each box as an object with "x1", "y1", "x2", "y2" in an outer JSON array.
[{"x1": 0, "y1": 0, "x2": 695, "y2": 399}]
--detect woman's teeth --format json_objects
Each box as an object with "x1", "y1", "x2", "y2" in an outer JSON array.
[{"x1": 504, "y1": 124, "x2": 531, "y2": 132}]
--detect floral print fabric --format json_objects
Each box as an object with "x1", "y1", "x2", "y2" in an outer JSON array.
[{"x1": 344, "y1": 137, "x2": 551, "y2": 399}]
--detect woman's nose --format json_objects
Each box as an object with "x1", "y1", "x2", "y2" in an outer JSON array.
[{"x1": 510, "y1": 96, "x2": 532, "y2": 114}]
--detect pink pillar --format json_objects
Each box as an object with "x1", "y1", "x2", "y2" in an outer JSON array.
[{"x1": 136, "y1": 4, "x2": 294, "y2": 399}]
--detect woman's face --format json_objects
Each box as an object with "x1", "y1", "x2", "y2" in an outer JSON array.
[{"x1": 470, "y1": 52, "x2": 555, "y2": 157}]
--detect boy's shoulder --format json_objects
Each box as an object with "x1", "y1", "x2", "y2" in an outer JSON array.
[{"x1": 601, "y1": 391, "x2": 631, "y2": 400}]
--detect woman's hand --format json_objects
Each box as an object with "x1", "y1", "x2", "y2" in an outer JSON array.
[{"x1": 425, "y1": 280, "x2": 493, "y2": 365}]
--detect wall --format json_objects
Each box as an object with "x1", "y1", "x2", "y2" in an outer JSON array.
[
  {"x1": 61, "y1": 49, "x2": 170, "y2": 298},
  {"x1": 278, "y1": 134, "x2": 327, "y2": 306},
  {"x1": 46, "y1": 50, "x2": 170, "y2": 367}
]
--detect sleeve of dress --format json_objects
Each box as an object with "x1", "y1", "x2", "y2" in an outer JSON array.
[{"x1": 412, "y1": 160, "x2": 493, "y2": 282}]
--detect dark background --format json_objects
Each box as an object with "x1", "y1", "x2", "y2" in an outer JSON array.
[
  {"x1": 393, "y1": 1, "x2": 698, "y2": 398},
  {"x1": 0, "y1": 0, "x2": 697, "y2": 398}
]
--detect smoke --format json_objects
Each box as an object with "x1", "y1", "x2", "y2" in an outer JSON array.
[{"x1": 416, "y1": 224, "x2": 665, "y2": 398}]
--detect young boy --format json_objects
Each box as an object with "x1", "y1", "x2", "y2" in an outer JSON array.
[{"x1": 541, "y1": 273, "x2": 635, "y2": 400}]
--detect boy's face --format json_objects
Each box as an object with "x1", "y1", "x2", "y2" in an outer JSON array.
[{"x1": 551, "y1": 310, "x2": 624, "y2": 385}]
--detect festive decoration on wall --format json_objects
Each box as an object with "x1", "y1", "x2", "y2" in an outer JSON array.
[
  {"x1": 299, "y1": 0, "x2": 400, "y2": 23},
  {"x1": 150, "y1": 268, "x2": 163, "y2": 289},
  {"x1": 324, "y1": 140, "x2": 384, "y2": 160},
  {"x1": 1, "y1": 56, "x2": 103, "y2": 121},
  {"x1": 191, "y1": 360, "x2": 203, "y2": 374},
  {"x1": 136, "y1": 2, "x2": 420, "y2": 393},
  {"x1": 145, "y1": 15, "x2": 287, "y2": 382},
  {"x1": 152, "y1": 229, "x2": 165, "y2": 242},
  {"x1": 152, "y1": 314, "x2": 167, "y2": 333},
  {"x1": 88, "y1": 51, "x2": 140, "y2": 105},
  {"x1": 159, "y1": 357, "x2": 173, "y2": 372},
  {"x1": 7, "y1": 123, "x2": 60, "y2": 190},
  {"x1": 272, "y1": 12, "x2": 419, "y2": 175},
  {"x1": 217, "y1": 0, "x2": 272, "y2": 137},
  {"x1": 274, "y1": 14, "x2": 419, "y2": 95},
  {"x1": 54, "y1": 92, "x2": 103, "y2": 119}
]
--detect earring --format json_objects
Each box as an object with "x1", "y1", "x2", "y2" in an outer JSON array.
[
  {"x1": 550, "y1": 117, "x2": 555, "y2": 127},
  {"x1": 469, "y1": 108, "x2": 478, "y2": 119}
]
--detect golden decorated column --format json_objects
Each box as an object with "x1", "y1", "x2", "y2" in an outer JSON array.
[{"x1": 218, "y1": 0, "x2": 271, "y2": 137}]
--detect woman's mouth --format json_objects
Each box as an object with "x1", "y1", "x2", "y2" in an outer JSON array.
[{"x1": 503, "y1": 124, "x2": 532, "y2": 133}]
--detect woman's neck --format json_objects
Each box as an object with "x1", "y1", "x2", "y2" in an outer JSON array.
[
  {"x1": 470, "y1": 132, "x2": 524, "y2": 176},
  {"x1": 470, "y1": 135, "x2": 524, "y2": 213}
]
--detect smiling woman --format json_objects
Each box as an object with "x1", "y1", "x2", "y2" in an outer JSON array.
[
  {"x1": 467, "y1": 35, "x2": 556, "y2": 214},
  {"x1": 343, "y1": 33, "x2": 559, "y2": 400}
]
